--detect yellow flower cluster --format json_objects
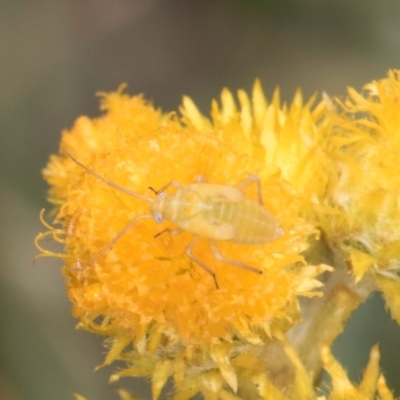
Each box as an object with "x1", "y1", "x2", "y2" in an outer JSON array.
[
  {"x1": 320, "y1": 70, "x2": 400, "y2": 324},
  {"x1": 36, "y1": 72, "x2": 400, "y2": 399}
]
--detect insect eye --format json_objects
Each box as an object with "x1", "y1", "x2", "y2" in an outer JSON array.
[{"x1": 154, "y1": 213, "x2": 163, "y2": 224}]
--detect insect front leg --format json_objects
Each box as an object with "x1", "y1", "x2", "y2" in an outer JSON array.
[
  {"x1": 150, "y1": 180, "x2": 181, "y2": 195},
  {"x1": 84, "y1": 214, "x2": 152, "y2": 267},
  {"x1": 185, "y1": 235, "x2": 219, "y2": 289},
  {"x1": 235, "y1": 175, "x2": 263, "y2": 205},
  {"x1": 208, "y1": 239, "x2": 262, "y2": 275}
]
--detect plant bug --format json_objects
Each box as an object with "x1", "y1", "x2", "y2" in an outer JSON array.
[{"x1": 67, "y1": 152, "x2": 284, "y2": 288}]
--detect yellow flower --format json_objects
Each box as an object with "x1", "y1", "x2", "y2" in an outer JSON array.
[
  {"x1": 320, "y1": 344, "x2": 394, "y2": 400},
  {"x1": 76, "y1": 343, "x2": 395, "y2": 400},
  {"x1": 36, "y1": 82, "x2": 331, "y2": 399},
  {"x1": 36, "y1": 76, "x2": 399, "y2": 399},
  {"x1": 181, "y1": 82, "x2": 330, "y2": 214},
  {"x1": 318, "y1": 70, "x2": 400, "y2": 324}
]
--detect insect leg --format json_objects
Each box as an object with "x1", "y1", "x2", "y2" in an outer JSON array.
[
  {"x1": 185, "y1": 235, "x2": 219, "y2": 289},
  {"x1": 154, "y1": 227, "x2": 183, "y2": 238},
  {"x1": 208, "y1": 239, "x2": 262, "y2": 275},
  {"x1": 149, "y1": 180, "x2": 181, "y2": 195},
  {"x1": 84, "y1": 214, "x2": 153, "y2": 267},
  {"x1": 235, "y1": 175, "x2": 263, "y2": 205}
]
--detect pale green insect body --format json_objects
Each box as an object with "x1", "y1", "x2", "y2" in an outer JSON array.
[
  {"x1": 68, "y1": 152, "x2": 284, "y2": 288},
  {"x1": 150, "y1": 183, "x2": 284, "y2": 245},
  {"x1": 209, "y1": 197, "x2": 284, "y2": 245}
]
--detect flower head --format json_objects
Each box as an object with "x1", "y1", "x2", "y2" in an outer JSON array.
[
  {"x1": 316, "y1": 71, "x2": 400, "y2": 326},
  {"x1": 321, "y1": 71, "x2": 400, "y2": 275},
  {"x1": 37, "y1": 82, "x2": 331, "y2": 398},
  {"x1": 37, "y1": 73, "x2": 400, "y2": 399}
]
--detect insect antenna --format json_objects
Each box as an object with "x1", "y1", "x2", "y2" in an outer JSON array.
[
  {"x1": 67, "y1": 152, "x2": 154, "y2": 202},
  {"x1": 67, "y1": 152, "x2": 156, "y2": 268}
]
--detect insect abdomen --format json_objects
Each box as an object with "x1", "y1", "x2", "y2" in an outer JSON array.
[{"x1": 210, "y1": 198, "x2": 283, "y2": 245}]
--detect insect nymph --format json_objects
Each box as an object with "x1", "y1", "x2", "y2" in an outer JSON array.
[{"x1": 68, "y1": 153, "x2": 284, "y2": 288}]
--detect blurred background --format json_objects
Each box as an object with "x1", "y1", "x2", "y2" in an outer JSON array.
[{"x1": 1, "y1": 1, "x2": 400, "y2": 399}]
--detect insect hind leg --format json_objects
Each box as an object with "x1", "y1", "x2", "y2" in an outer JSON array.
[
  {"x1": 208, "y1": 239, "x2": 262, "y2": 275},
  {"x1": 235, "y1": 175, "x2": 263, "y2": 205},
  {"x1": 185, "y1": 235, "x2": 219, "y2": 289}
]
